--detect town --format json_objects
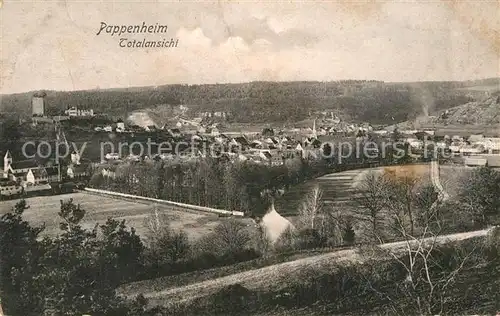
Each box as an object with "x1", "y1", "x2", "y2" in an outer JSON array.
[
  {"x1": 2, "y1": 1, "x2": 500, "y2": 313},
  {"x1": 2, "y1": 91, "x2": 500, "y2": 200}
]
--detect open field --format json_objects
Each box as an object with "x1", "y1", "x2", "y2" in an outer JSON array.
[
  {"x1": 275, "y1": 164, "x2": 431, "y2": 217},
  {"x1": 0, "y1": 192, "x2": 251, "y2": 240}
]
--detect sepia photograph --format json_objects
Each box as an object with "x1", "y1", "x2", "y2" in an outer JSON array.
[{"x1": 0, "y1": 1, "x2": 499, "y2": 315}]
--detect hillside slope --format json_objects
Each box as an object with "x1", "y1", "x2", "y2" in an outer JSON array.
[
  {"x1": 117, "y1": 228, "x2": 491, "y2": 307},
  {"x1": 432, "y1": 95, "x2": 500, "y2": 125}
]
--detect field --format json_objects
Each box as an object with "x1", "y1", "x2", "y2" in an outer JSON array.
[
  {"x1": 275, "y1": 164, "x2": 432, "y2": 217},
  {"x1": 0, "y1": 192, "x2": 249, "y2": 240}
]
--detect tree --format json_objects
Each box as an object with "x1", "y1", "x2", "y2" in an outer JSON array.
[
  {"x1": 383, "y1": 168, "x2": 421, "y2": 236},
  {"x1": 353, "y1": 170, "x2": 387, "y2": 242},
  {"x1": 459, "y1": 167, "x2": 500, "y2": 227},
  {"x1": 0, "y1": 200, "x2": 44, "y2": 315},
  {"x1": 297, "y1": 185, "x2": 324, "y2": 230},
  {"x1": 144, "y1": 209, "x2": 190, "y2": 267},
  {"x1": 1, "y1": 199, "x2": 151, "y2": 316},
  {"x1": 342, "y1": 217, "x2": 356, "y2": 245},
  {"x1": 212, "y1": 219, "x2": 251, "y2": 254},
  {"x1": 372, "y1": 209, "x2": 482, "y2": 315}
]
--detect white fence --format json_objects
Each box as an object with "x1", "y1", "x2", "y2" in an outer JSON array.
[{"x1": 84, "y1": 188, "x2": 245, "y2": 217}]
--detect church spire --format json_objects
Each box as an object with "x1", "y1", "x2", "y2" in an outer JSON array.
[
  {"x1": 312, "y1": 118, "x2": 317, "y2": 139},
  {"x1": 3, "y1": 150, "x2": 12, "y2": 176}
]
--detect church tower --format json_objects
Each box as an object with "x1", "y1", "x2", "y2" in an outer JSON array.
[
  {"x1": 3, "y1": 151, "x2": 12, "y2": 178},
  {"x1": 312, "y1": 119, "x2": 317, "y2": 139}
]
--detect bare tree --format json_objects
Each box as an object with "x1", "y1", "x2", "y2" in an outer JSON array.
[
  {"x1": 383, "y1": 169, "x2": 421, "y2": 237},
  {"x1": 143, "y1": 206, "x2": 170, "y2": 242},
  {"x1": 371, "y1": 200, "x2": 482, "y2": 315},
  {"x1": 353, "y1": 170, "x2": 387, "y2": 242},
  {"x1": 212, "y1": 219, "x2": 251, "y2": 254},
  {"x1": 298, "y1": 184, "x2": 324, "y2": 230}
]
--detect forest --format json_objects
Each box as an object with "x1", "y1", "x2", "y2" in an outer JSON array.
[{"x1": 0, "y1": 79, "x2": 483, "y2": 124}]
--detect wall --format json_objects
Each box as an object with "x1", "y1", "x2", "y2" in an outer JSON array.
[{"x1": 84, "y1": 187, "x2": 245, "y2": 217}]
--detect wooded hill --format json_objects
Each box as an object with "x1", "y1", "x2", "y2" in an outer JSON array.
[{"x1": 1, "y1": 78, "x2": 498, "y2": 125}]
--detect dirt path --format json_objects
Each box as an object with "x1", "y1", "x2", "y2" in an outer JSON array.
[{"x1": 431, "y1": 160, "x2": 450, "y2": 202}]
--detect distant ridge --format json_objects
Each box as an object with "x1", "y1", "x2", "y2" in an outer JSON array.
[{"x1": 1, "y1": 78, "x2": 498, "y2": 125}]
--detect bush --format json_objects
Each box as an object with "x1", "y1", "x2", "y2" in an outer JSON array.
[{"x1": 295, "y1": 228, "x2": 326, "y2": 249}]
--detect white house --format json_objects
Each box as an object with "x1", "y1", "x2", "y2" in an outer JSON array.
[
  {"x1": 116, "y1": 120, "x2": 125, "y2": 131},
  {"x1": 464, "y1": 156, "x2": 487, "y2": 167}
]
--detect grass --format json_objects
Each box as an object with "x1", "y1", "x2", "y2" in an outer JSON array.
[
  {"x1": 0, "y1": 192, "x2": 250, "y2": 240},
  {"x1": 276, "y1": 164, "x2": 431, "y2": 217},
  {"x1": 117, "y1": 247, "x2": 344, "y2": 298}
]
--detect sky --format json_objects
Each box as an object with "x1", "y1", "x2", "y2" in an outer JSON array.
[{"x1": 1, "y1": 0, "x2": 499, "y2": 94}]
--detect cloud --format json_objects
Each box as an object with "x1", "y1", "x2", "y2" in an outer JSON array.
[{"x1": 1, "y1": 1, "x2": 499, "y2": 93}]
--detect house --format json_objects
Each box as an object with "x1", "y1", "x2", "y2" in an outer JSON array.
[
  {"x1": 460, "y1": 144, "x2": 485, "y2": 155},
  {"x1": 486, "y1": 155, "x2": 500, "y2": 168},
  {"x1": 478, "y1": 138, "x2": 500, "y2": 153},
  {"x1": 464, "y1": 156, "x2": 487, "y2": 167},
  {"x1": 116, "y1": 119, "x2": 125, "y2": 131},
  {"x1": 406, "y1": 138, "x2": 424, "y2": 149},
  {"x1": 233, "y1": 136, "x2": 249, "y2": 147},
  {"x1": 65, "y1": 106, "x2": 94, "y2": 117},
  {"x1": 145, "y1": 125, "x2": 157, "y2": 132},
  {"x1": 26, "y1": 168, "x2": 49, "y2": 185},
  {"x1": 67, "y1": 163, "x2": 90, "y2": 180},
  {"x1": 105, "y1": 153, "x2": 120, "y2": 160},
  {"x1": 264, "y1": 137, "x2": 276, "y2": 145},
  {"x1": 71, "y1": 151, "x2": 81, "y2": 165},
  {"x1": 208, "y1": 127, "x2": 220, "y2": 137},
  {"x1": 101, "y1": 166, "x2": 117, "y2": 179},
  {"x1": 191, "y1": 134, "x2": 203, "y2": 142},
  {"x1": 2, "y1": 151, "x2": 48, "y2": 183},
  {"x1": 45, "y1": 167, "x2": 60, "y2": 182},
  {"x1": 250, "y1": 140, "x2": 263, "y2": 149},
  {"x1": 468, "y1": 134, "x2": 484, "y2": 143},
  {"x1": 0, "y1": 180, "x2": 23, "y2": 197}
]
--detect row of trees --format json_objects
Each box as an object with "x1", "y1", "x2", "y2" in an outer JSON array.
[
  {"x1": 90, "y1": 157, "x2": 331, "y2": 217},
  {"x1": 89, "y1": 135, "x2": 420, "y2": 218}
]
